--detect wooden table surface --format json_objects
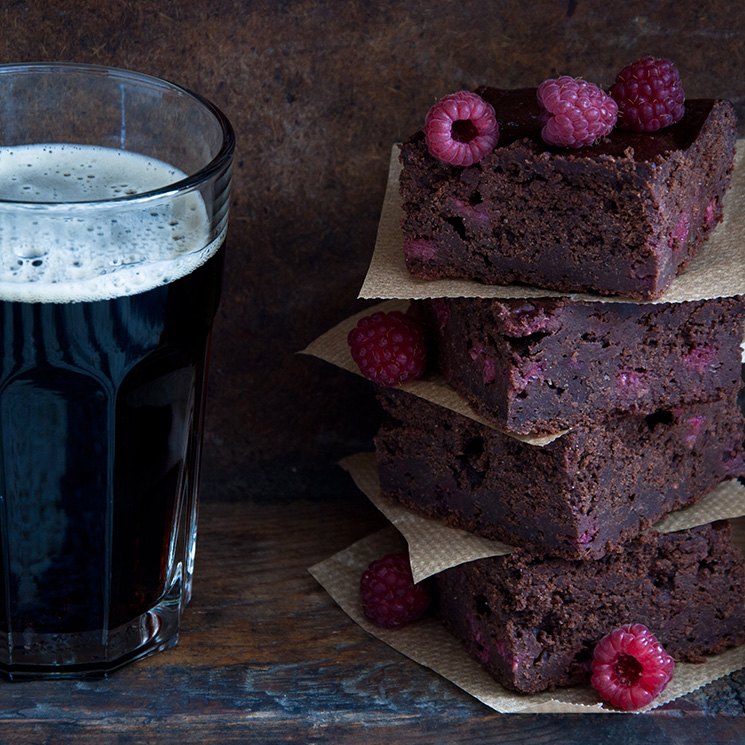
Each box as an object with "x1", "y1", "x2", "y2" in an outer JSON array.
[{"x1": 1, "y1": 487, "x2": 743, "y2": 744}]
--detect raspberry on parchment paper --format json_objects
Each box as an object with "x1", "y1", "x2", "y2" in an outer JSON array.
[
  {"x1": 591, "y1": 623, "x2": 675, "y2": 710},
  {"x1": 347, "y1": 310, "x2": 426, "y2": 387},
  {"x1": 360, "y1": 553, "x2": 432, "y2": 629}
]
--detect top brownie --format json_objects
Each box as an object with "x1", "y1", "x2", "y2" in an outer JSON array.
[{"x1": 399, "y1": 89, "x2": 737, "y2": 300}]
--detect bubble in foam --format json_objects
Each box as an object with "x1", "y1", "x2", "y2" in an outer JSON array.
[{"x1": 0, "y1": 144, "x2": 220, "y2": 303}]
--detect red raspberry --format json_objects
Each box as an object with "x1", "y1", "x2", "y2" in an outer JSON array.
[
  {"x1": 591, "y1": 624, "x2": 675, "y2": 710},
  {"x1": 537, "y1": 76, "x2": 618, "y2": 148},
  {"x1": 360, "y1": 553, "x2": 431, "y2": 628},
  {"x1": 347, "y1": 311, "x2": 426, "y2": 387},
  {"x1": 423, "y1": 91, "x2": 499, "y2": 166},
  {"x1": 611, "y1": 57, "x2": 685, "y2": 132}
]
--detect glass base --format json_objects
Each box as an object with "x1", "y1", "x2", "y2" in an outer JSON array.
[{"x1": 0, "y1": 579, "x2": 184, "y2": 680}]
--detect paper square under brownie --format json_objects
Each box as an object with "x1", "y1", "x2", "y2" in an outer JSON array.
[
  {"x1": 375, "y1": 386, "x2": 745, "y2": 559},
  {"x1": 399, "y1": 89, "x2": 737, "y2": 300},
  {"x1": 435, "y1": 521, "x2": 745, "y2": 695},
  {"x1": 310, "y1": 520, "x2": 745, "y2": 713},
  {"x1": 412, "y1": 294, "x2": 745, "y2": 435}
]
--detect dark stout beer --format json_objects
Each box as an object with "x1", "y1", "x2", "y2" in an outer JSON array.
[{"x1": 0, "y1": 144, "x2": 224, "y2": 672}]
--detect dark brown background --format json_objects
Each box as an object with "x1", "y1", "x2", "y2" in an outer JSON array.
[
  {"x1": 0, "y1": 1, "x2": 743, "y2": 742},
  {"x1": 3, "y1": 0, "x2": 742, "y2": 504}
]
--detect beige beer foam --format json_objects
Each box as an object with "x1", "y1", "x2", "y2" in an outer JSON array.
[
  {"x1": 310, "y1": 498, "x2": 745, "y2": 715},
  {"x1": 361, "y1": 142, "x2": 745, "y2": 303}
]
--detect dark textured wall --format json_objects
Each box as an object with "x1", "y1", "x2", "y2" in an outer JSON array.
[{"x1": 1, "y1": 1, "x2": 744, "y2": 501}]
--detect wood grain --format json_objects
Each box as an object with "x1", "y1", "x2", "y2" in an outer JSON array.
[{"x1": 0, "y1": 495, "x2": 741, "y2": 743}]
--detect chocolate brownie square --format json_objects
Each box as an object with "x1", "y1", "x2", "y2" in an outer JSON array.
[
  {"x1": 375, "y1": 386, "x2": 745, "y2": 559},
  {"x1": 399, "y1": 89, "x2": 737, "y2": 300},
  {"x1": 435, "y1": 521, "x2": 745, "y2": 694},
  {"x1": 413, "y1": 294, "x2": 745, "y2": 435}
]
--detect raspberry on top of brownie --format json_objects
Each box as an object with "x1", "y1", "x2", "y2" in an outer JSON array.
[{"x1": 399, "y1": 58, "x2": 737, "y2": 300}]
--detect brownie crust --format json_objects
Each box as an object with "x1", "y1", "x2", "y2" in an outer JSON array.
[
  {"x1": 435, "y1": 522, "x2": 745, "y2": 694},
  {"x1": 399, "y1": 90, "x2": 737, "y2": 300}
]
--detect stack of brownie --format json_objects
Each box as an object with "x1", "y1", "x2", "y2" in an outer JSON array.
[{"x1": 372, "y1": 88, "x2": 745, "y2": 694}]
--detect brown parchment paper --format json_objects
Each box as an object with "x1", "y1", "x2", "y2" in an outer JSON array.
[
  {"x1": 310, "y1": 520, "x2": 745, "y2": 714},
  {"x1": 360, "y1": 142, "x2": 745, "y2": 304},
  {"x1": 300, "y1": 299, "x2": 565, "y2": 447},
  {"x1": 340, "y1": 450, "x2": 745, "y2": 583}
]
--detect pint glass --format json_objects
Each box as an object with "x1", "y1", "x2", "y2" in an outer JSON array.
[{"x1": 0, "y1": 63, "x2": 233, "y2": 676}]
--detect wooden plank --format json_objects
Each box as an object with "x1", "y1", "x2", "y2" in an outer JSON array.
[{"x1": 0, "y1": 497, "x2": 741, "y2": 744}]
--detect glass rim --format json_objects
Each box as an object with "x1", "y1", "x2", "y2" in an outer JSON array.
[{"x1": 0, "y1": 61, "x2": 235, "y2": 209}]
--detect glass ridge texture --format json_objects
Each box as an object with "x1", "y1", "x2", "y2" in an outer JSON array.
[{"x1": 0, "y1": 63, "x2": 234, "y2": 677}]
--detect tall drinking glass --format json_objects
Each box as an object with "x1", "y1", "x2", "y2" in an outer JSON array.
[{"x1": 0, "y1": 63, "x2": 233, "y2": 677}]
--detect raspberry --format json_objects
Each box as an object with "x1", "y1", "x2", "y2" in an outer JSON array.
[
  {"x1": 347, "y1": 311, "x2": 426, "y2": 387},
  {"x1": 537, "y1": 76, "x2": 618, "y2": 148},
  {"x1": 611, "y1": 57, "x2": 685, "y2": 132},
  {"x1": 360, "y1": 553, "x2": 431, "y2": 628},
  {"x1": 423, "y1": 91, "x2": 499, "y2": 166},
  {"x1": 591, "y1": 624, "x2": 675, "y2": 710}
]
